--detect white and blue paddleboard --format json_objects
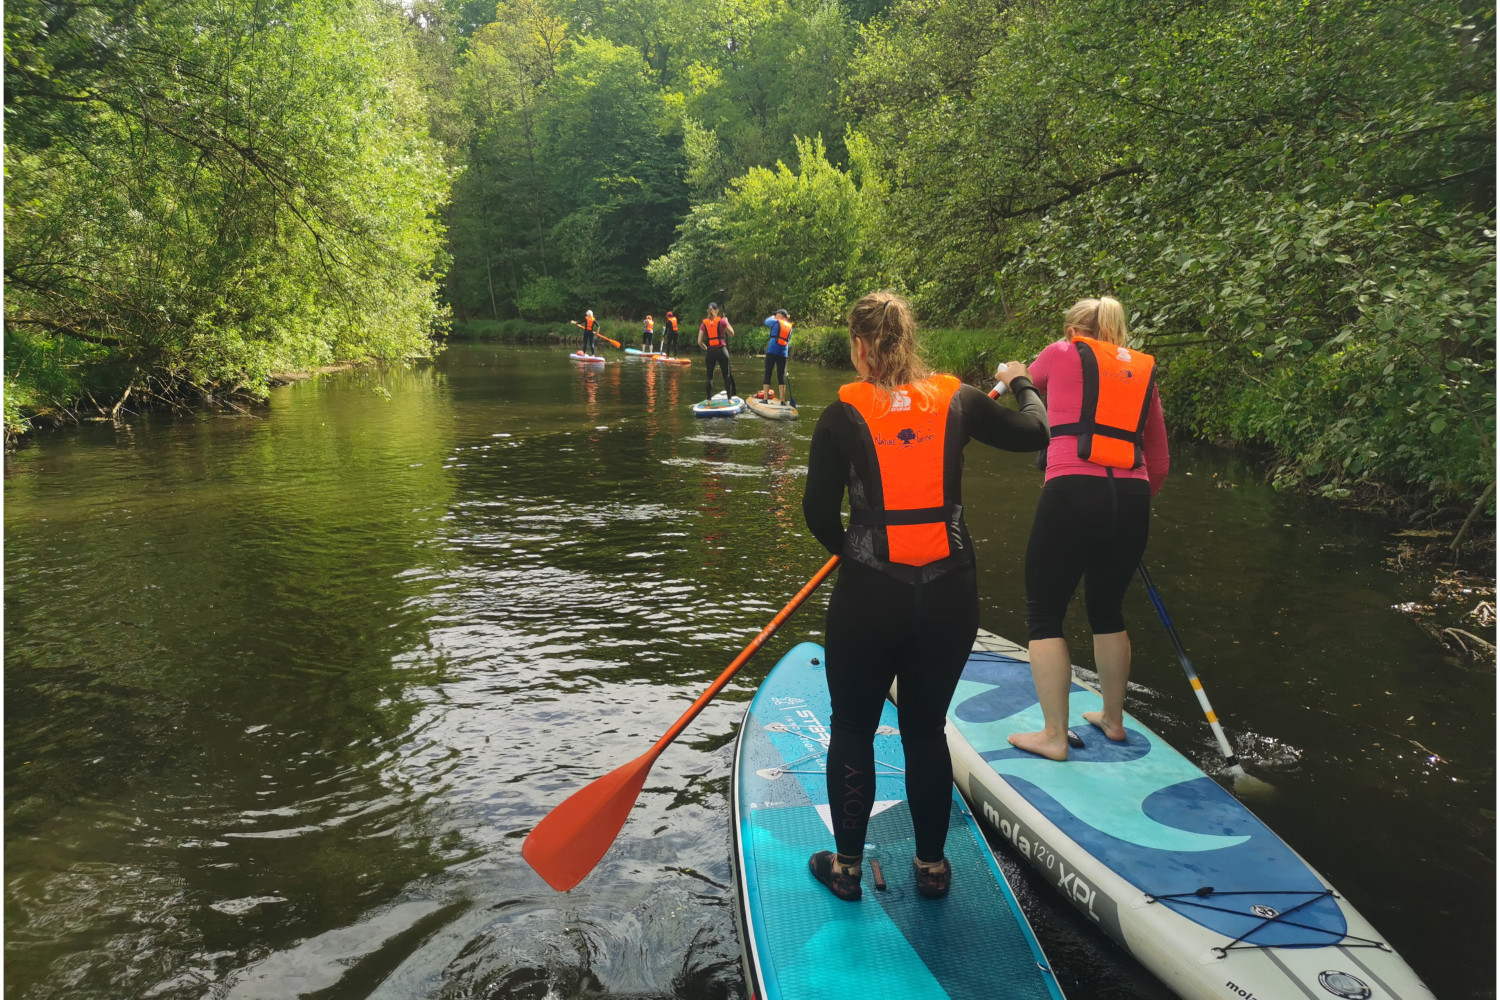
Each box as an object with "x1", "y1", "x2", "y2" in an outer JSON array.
[
  {"x1": 936, "y1": 629, "x2": 1435, "y2": 1000},
  {"x1": 732, "y1": 642, "x2": 1066, "y2": 1000},
  {"x1": 692, "y1": 391, "x2": 745, "y2": 417},
  {"x1": 569, "y1": 352, "x2": 606, "y2": 363}
]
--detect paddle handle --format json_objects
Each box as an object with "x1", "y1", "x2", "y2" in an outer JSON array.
[
  {"x1": 1137, "y1": 561, "x2": 1241, "y2": 767},
  {"x1": 651, "y1": 555, "x2": 840, "y2": 754}
]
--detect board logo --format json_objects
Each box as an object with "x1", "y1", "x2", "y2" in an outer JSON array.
[
  {"x1": 1250, "y1": 903, "x2": 1279, "y2": 918},
  {"x1": 967, "y1": 775, "x2": 1123, "y2": 944},
  {"x1": 1224, "y1": 982, "x2": 1259, "y2": 999},
  {"x1": 1317, "y1": 971, "x2": 1372, "y2": 1000}
]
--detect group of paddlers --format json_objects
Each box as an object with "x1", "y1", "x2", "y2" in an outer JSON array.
[
  {"x1": 572, "y1": 304, "x2": 796, "y2": 406},
  {"x1": 575, "y1": 288, "x2": 1167, "y2": 901},
  {"x1": 800, "y1": 290, "x2": 1166, "y2": 902}
]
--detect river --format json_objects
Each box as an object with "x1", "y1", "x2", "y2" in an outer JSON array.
[{"x1": 4, "y1": 342, "x2": 1493, "y2": 1000}]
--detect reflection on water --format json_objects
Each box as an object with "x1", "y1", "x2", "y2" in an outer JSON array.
[{"x1": 4, "y1": 344, "x2": 1492, "y2": 1000}]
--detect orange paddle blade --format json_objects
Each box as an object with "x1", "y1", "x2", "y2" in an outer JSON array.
[
  {"x1": 520, "y1": 555, "x2": 840, "y2": 892},
  {"x1": 522, "y1": 751, "x2": 658, "y2": 891}
]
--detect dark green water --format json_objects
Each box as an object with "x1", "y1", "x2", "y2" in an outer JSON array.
[{"x1": 4, "y1": 343, "x2": 1493, "y2": 1000}]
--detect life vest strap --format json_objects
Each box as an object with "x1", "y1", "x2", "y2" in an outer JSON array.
[
  {"x1": 849, "y1": 504, "x2": 952, "y2": 527},
  {"x1": 1049, "y1": 422, "x2": 1141, "y2": 442}
]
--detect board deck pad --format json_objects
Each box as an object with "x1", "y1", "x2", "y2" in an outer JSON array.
[{"x1": 734, "y1": 641, "x2": 1064, "y2": 1000}]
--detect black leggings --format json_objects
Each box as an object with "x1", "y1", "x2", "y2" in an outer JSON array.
[
  {"x1": 1025, "y1": 474, "x2": 1151, "y2": 640},
  {"x1": 665, "y1": 330, "x2": 678, "y2": 356},
  {"x1": 763, "y1": 353, "x2": 787, "y2": 386},
  {"x1": 824, "y1": 561, "x2": 978, "y2": 863},
  {"x1": 583, "y1": 332, "x2": 595, "y2": 354},
  {"x1": 705, "y1": 347, "x2": 735, "y2": 398}
]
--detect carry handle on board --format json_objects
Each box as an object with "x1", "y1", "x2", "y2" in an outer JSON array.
[{"x1": 522, "y1": 555, "x2": 842, "y2": 891}]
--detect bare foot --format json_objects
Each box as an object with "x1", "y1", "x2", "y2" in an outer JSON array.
[
  {"x1": 1007, "y1": 730, "x2": 1069, "y2": 760},
  {"x1": 1082, "y1": 711, "x2": 1128, "y2": 742}
]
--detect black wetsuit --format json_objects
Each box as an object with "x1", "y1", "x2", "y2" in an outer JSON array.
[
  {"x1": 702, "y1": 318, "x2": 735, "y2": 398},
  {"x1": 803, "y1": 379, "x2": 1048, "y2": 862},
  {"x1": 664, "y1": 319, "x2": 679, "y2": 357}
]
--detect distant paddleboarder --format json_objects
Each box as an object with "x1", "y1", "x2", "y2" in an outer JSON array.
[
  {"x1": 643, "y1": 315, "x2": 655, "y2": 352},
  {"x1": 570, "y1": 310, "x2": 599, "y2": 355},
  {"x1": 698, "y1": 302, "x2": 737, "y2": 401},
  {"x1": 663, "y1": 311, "x2": 680, "y2": 357},
  {"x1": 760, "y1": 308, "x2": 793, "y2": 405}
]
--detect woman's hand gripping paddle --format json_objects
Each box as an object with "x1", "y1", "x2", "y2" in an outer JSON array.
[
  {"x1": 1137, "y1": 561, "x2": 1274, "y2": 798},
  {"x1": 522, "y1": 555, "x2": 842, "y2": 891}
]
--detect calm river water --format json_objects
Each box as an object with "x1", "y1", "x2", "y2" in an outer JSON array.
[{"x1": 5, "y1": 343, "x2": 1493, "y2": 1000}]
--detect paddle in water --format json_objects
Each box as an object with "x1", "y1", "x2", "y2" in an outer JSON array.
[
  {"x1": 522, "y1": 555, "x2": 842, "y2": 891},
  {"x1": 1137, "y1": 560, "x2": 1274, "y2": 797}
]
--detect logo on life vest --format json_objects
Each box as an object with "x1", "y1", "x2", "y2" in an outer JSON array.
[
  {"x1": 1116, "y1": 347, "x2": 1132, "y2": 362},
  {"x1": 897, "y1": 428, "x2": 916, "y2": 445},
  {"x1": 890, "y1": 389, "x2": 911, "y2": 412}
]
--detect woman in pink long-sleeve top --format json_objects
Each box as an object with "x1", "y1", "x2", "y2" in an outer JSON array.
[{"x1": 1007, "y1": 296, "x2": 1169, "y2": 761}]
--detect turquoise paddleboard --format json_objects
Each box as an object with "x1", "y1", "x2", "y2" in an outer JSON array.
[
  {"x1": 733, "y1": 642, "x2": 1066, "y2": 1000},
  {"x1": 692, "y1": 392, "x2": 745, "y2": 417},
  {"x1": 934, "y1": 629, "x2": 1435, "y2": 1000}
]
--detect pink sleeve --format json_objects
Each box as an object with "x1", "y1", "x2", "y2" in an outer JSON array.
[
  {"x1": 1029, "y1": 340, "x2": 1064, "y2": 394},
  {"x1": 1144, "y1": 386, "x2": 1169, "y2": 496}
]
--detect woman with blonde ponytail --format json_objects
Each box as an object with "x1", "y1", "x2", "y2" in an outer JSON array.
[
  {"x1": 1007, "y1": 296, "x2": 1170, "y2": 762},
  {"x1": 800, "y1": 290, "x2": 1050, "y2": 901}
]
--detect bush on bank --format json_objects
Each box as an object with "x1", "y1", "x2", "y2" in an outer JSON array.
[{"x1": 3, "y1": 0, "x2": 450, "y2": 439}]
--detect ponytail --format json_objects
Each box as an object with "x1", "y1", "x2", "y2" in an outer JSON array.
[
  {"x1": 1063, "y1": 296, "x2": 1129, "y2": 346},
  {"x1": 847, "y1": 290, "x2": 936, "y2": 413}
]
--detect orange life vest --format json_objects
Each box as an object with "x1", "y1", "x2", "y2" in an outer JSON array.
[
  {"x1": 645, "y1": 319, "x2": 654, "y2": 333},
  {"x1": 584, "y1": 316, "x2": 595, "y2": 332},
  {"x1": 1049, "y1": 336, "x2": 1157, "y2": 469},
  {"x1": 701, "y1": 317, "x2": 727, "y2": 349},
  {"x1": 837, "y1": 374, "x2": 965, "y2": 570},
  {"x1": 667, "y1": 315, "x2": 678, "y2": 332},
  {"x1": 771, "y1": 318, "x2": 792, "y2": 350}
]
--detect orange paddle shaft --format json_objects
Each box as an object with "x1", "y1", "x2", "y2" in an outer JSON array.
[{"x1": 522, "y1": 554, "x2": 841, "y2": 891}]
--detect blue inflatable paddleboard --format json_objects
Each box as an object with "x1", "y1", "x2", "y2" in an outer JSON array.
[
  {"x1": 934, "y1": 630, "x2": 1435, "y2": 1000},
  {"x1": 732, "y1": 642, "x2": 1066, "y2": 1000}
]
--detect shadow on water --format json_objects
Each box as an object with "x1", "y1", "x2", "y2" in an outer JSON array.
[{"x1": 4, "y1": 344, "x2": 1492, "y2": 1000}]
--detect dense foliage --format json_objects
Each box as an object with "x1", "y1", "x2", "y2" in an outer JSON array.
[
  {"x1": 432, "y1": 0, "x2": 860, "y2": 321},
  {"x1": 6, "y1": 0, "x2": 1492, "y2": 520},
  {"x1": 648, "y1": 0, "x2": 1495, "y2": 513},
  {"x1": 4, "y1": 0, "x2": 450, "y2": 430}
]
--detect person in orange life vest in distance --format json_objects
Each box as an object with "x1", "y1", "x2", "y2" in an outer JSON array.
[
  {"x1": 570, "y1": 310, "x2": 599, "y2": 355},
  {"x1": 663, "y1": 311, "x2": 680, "y2": 357},
  {"x1": 698, "y1": 302, "x2": 737, "y2": 401},
  {"x1": 1007, "y1": 296, "x2": 1169, "y2": 761},
  {"x1": 760, "y1": 309, "x2": 793, "y2": 404},
  {"x1": 642, "y1": 315, "x2": 655, "y2": 352},
  {"x1": 801, "y1": 290, "x2": 1050, "y2": 901}
]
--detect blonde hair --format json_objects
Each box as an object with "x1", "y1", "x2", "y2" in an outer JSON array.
[
  {"x1": 847, "y1": 290, "x2": 937, "y2": 412},
  {"x1": 1063, "y1": 296, "x2": 1129, "y2": 346}
]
